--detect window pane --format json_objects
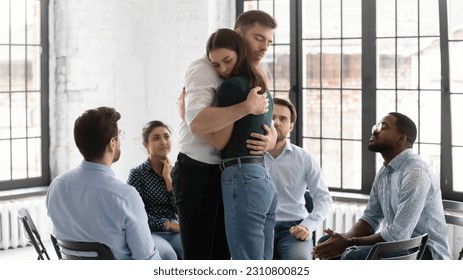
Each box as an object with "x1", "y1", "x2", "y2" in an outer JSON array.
[
  {"x1": 304, "y1": 138, "x2": 321, "y2": 166},
  {"x1": 303, "y1": 40, "x2": 320, "y2": 88},
  {"x1": 322, "y1": 0, "x2": 341, "y2": 38},
  {"x1": 449, "y1": 42, "x2": 463, "y2": 93},
  {"x1": 26, "y1": 0, "x2": 41, "y2": 45},
  {"x1": 377, "y1": 0, "x2": 395, "y2": 37},
  {"x1": 12, "y1": 138, "x2": 26, "y2": 179},
  {"x1": 397, "y1": 0, "x2": 417, "y2": 37},
  {"x1": 0, "y1": 0, "x2": 8, "y2": 44},
  {"x1": 376, "y1": 90, "x2": 397, "y2": 120},
  {"x1": 28, "y1": 137, "x2": 41, "y2": 177},
  {"x1": 451, "y1": 95, "x2": 463, "y2": 146},
  {"x1": 11, "y1": 46, "x2": 26, "y2": 91},
  {"x1": 397, "y1": 90, "x2": 418, "y2": 126},
  {"x1": 342, "y1": 89, "x2": 361, "y2": 139},
  {"x1": 322, "y1": 89, "x2": 340, "y2": 139},
  {"x1": 448, "y1": 0, "x2": 463, "y2": 40},
  {"x1": 420, "y1": 37, "x2": 441, "y2": 90},
  {"x1": 321, "y1": 139, "x2": 341, "y2": 187},
  {"x1": 397, "y1": 38, "x2": 418, "y2": 90},
  {"x1": 273, "y1": 0, "x2": 289, "y2": 44},
  {"x1": 322, "y1": 40, "x2": 341, "y2": 88},
  {"x1": 377, "y1": 38, "x2": 396, "y2": 89},
  {"x1": 420, "y1": 91, "x2": 441, "y2": 144},
  {"x1": 11, "y1": 0, "x2": 26, "y2": 44},
  {"x1": 11, "y1": 91, "x2": 26, "y2": 138},
  {"x1": 419, "y1": 0, "x2": 439, "y2": 36},
  {"x1": 27, "y1": 46, "x2": 41, "y2": 91},
  {"x1": 0, "y1": 46, "x2": 9, "y2": 91},
  {"x1": 342, "y1": 39, "x2": 361, "y2": 88},
  {"x1": 453, "y1": 147, "x2": 463, "y2": 193},
  {"x1": 273, "y1": 45, "x2": 290, "y2": 92},
  {"x1": 0, "y1": 92, "x2": 10, "y2": 139},
  {"x1": 342, "y1": 140, "x2": 361, "y2": 190},
  {"x1": 302, "y1": 0, "x2": 320, "y2": 38},
  {"x1": 27, "y1": 91, "x2": 41, "y2": 137},
  {"x1": 0, "y1": 140, "x2": 11, "y2": 180},
  {"x1": 418, "y1": 144, "x2": 440, "y2": 179},
  {"x1": 304, "y1": 89, "x2": 321, "y2": 138},
  {"x1": 342, "y1": 0, "x2": 361, "y2": 38}
]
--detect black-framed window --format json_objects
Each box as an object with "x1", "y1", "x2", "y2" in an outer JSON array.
[
  {"x1": 237, "y1": 0, "x2": 463, "y2": 201},
  {"x1": 0, "y1": 0, "x2": 49, "y2": 191}
]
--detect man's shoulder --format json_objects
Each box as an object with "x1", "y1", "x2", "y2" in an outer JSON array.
[{"x1": 186, "y1": 56, "x2": 215, "y2": 75}]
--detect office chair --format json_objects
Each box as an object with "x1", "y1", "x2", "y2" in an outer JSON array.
[
  {"x1": 442, "y1": 199, "x2": 463, "y2": 260},
  {"x1": 366, "y1": 233, "x2": 428, "y2": 260},
  {"x1": 50, "y1": 234, "x2": 115, "y2": 260},
  {"x1": 17, "y1": 208, "x2": 51, "y2": 260}
]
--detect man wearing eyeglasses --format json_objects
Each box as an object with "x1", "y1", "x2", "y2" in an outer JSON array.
[
  {"x1": 46, "y1": 106, "x2": 161, "y2": 260},
  {"x1": 312, "y1": 112, "x2": 451, "y2": 260}
]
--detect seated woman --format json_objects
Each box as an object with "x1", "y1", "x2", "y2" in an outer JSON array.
[{"x1": 127, "y1": 121, "x2": 183, "y2": 260}]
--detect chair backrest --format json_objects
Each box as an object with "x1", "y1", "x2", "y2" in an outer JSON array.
[
  {"x1": 50, "y1": 235, "x2": 115, "y2": 260},
  {"x1": 17, "y1": 208, "x2": 51, "y2": 260},
  {"x1": 304, "y1": 191, "x2": 314, "y2": 213},
  {"x1": 442, "y1": 199, "x2": 463, "y2": 260},
  {"x1": 366, "y1": 233, "x2": 428, "y2": 260}
]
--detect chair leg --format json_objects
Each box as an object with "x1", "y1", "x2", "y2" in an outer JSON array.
[{"x1": 458, "y1": 247, "x2": 463, "y2": 260}]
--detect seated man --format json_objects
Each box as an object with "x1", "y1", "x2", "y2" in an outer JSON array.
[
  {"x1": 265, "y1": 98, "x2": 332, "y2": 260},
  {"x1": 312, "y1": 112, "x2": 451, "y2": 260},
  {"x1": 46, "y1": 106, "x2": 160, "y2": 260}
]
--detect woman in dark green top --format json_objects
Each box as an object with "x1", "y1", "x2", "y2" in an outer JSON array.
[{"x1": 202, "y1": 28, "x2": 277, "y2": 260}]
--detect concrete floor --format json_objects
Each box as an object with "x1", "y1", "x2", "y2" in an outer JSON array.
[{"x1": 0, "y1": 240, "x2": 56, "y2": 260}]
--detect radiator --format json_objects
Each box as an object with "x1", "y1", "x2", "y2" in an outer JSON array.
[
  {"x1": 315, "y1": 202, "x2": 367, "y2": 239},
  {"x1": 0, "y1": 196, "x2": 51, "y2": 250}
]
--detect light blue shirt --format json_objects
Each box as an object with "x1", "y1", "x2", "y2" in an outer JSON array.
[
  {"x1": 265, "y1": 142, "x2": 332, "y2": 232},
  {"x1": 46, "y1": 161, "x2": 161, "y2": 260},
  {"x1": 361, "y1": 149, "x2": 451, "y2": 259}
]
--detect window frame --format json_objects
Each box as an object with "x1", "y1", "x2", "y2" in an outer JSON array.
[
  {"x1": 0, "y1": 0, "x2": 49, "y2": 191},
  {"x1": 237, "y1": 0, "x2": 461, "y2": 201}
]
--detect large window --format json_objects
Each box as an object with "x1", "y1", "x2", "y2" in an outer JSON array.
[
  {"x1": 237, "y1": 0, "x2": 463, "y2": 201},
  {"x1": 0, "y1": 0, "x2": 49, "y2": 191}
]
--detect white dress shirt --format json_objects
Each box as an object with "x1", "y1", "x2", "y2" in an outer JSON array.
[
  {"x1": 265, "y1": 141, "x2": 332, "y2": 232},
  {"x1": 178, "y1": 55, "x2": 223, "y2": 164}
]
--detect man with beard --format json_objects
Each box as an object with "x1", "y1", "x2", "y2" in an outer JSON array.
[
  {"x1": 265, "y1": 98, "x2": 332, "y2": 259},
  {"x1": 46, "y1": 107, "x2": 161, "y2": 260},
  {"x1": 312, "y1": 112, "x2": 451, "y2": 260}
]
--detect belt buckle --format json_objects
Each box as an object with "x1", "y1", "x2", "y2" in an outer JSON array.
[{"x1": 220, "y1": 161, "x2": 226, "y2": 171}]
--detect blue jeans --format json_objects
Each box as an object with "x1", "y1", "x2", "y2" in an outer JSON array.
[
  {"x1": 221, "y1": 162, "x2": 277, "y2": 260},
  {"x1": 152, "y1": 231, "x2": 184, "y2": 260},
  {"x1": 274, "y1": 220, "x2": 312, "y2": 260}
]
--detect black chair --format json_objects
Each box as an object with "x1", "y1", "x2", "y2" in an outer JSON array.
[
  {"x1": 442, "y1": 199, "x2": 463, "y2": 260},
  {"x1": 17, "y1": 207, "x2": 51, "y2": 260},
  {"x1": 366, "y1": 233, "x2": 428, "y2": 260},
  {"x1": 50, "y1": 234, "x2": 115, "y2": 260},
  {"x1": 304, "y1": 191, "x2": 316, "y2": 245}
]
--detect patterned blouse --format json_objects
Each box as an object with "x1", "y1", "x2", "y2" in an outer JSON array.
[{"x1": 127, "y1": 159, "x2": 178, "y2": 232}]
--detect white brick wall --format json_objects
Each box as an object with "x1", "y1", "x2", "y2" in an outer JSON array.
[{"x1": 49, "y1": 0, "x2": 236, "y2": 181}]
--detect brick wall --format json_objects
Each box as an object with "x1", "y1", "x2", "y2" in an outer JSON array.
[{"x1": 49, "y1": 0, "x2": 234, "y2": 181}]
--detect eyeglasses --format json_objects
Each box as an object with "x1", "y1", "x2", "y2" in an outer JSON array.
[
  {"x1": 113, "y1": 129, "x2": 125, "y2": 141},
  {"x1": 371, "y1": 122, "x2": 386, "y2": 134}
]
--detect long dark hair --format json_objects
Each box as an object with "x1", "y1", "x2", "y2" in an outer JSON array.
[{"x1": 206, "y1": 28, "x2": 267, "y2": 93}]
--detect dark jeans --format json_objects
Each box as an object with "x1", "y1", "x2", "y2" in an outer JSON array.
[{"x1": 171, "y1": 153, "x2": 230, "y2": 260}]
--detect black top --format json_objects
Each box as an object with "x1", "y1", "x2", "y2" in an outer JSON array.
[
  {"x1": 217, "y1": 75, "x2": 273, "y2": 159},
  {"x1": 127, "y1": 159, "x2": 178, "y2": 232}
]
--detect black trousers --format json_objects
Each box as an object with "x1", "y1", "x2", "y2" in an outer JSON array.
[{"x1": 171, "y1": 153, "x2": 230, "y2": 260}]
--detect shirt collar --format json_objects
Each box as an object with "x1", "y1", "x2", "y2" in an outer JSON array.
[
  {"x1": 385, "y1": 149, "x2": 413, "y2": 172},
  {"x1": 80, "y1": 160, "x2": 115, "y2": 177}
]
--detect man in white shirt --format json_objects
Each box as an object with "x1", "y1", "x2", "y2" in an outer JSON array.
[
  {"x1": 265, "y1": 98, "x2": 332, "y2": 260},
  {"x1": 172, "y1": 10, "x2": 278, "y2": 260}
]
